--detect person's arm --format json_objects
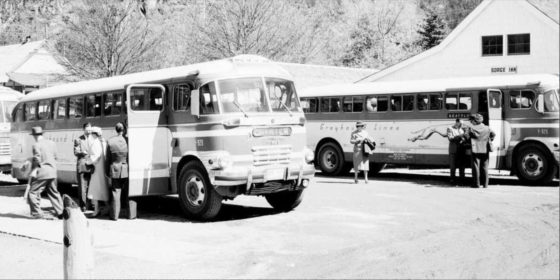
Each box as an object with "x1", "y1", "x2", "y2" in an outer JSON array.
[
  {"x1": 489, "y1": 128, "x2": 496, "y2": 141},
  {"x1": 32, "y1": 144, "x2": 42, "y2": 167}
]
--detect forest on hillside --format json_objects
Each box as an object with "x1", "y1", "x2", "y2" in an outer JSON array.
[{"x1": 0, "y1": 0, "x2": 555, "y2": 79}]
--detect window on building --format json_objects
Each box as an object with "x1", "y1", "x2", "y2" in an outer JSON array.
[
  {"x1": 302, "y1": 98, "x2": 318, "y2": 113},
  {"x1": 508, "y1": 33, "x2": 530, "y2": 55},
  {"x1": 173, "y1": 85, "x2": 191, "y2": 111},
  {"x1": 25, "y1": 102, "x2": 37, "y2": 121},
  {"x1": 54, "y1": 98, "x2": 67, "y2": 119},
  {"x1": 69, "y1": 96, "x2": 83, "y2": 119},
  {"x1": 482, "y1": 35, "x2": 503, "y2": 56},
  {"x1": 510, "y1": 90, "x2": 535, "y2": 109}
]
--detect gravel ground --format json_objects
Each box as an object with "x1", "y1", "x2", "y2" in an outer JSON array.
[{"x1": 0, "y1": 169, "x2": 558, "y2": 279}]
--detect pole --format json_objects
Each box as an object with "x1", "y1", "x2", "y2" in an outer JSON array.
[{"x1": 62, "y1": 194, "x2": 94, "y2": 279}]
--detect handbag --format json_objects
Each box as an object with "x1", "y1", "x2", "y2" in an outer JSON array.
[{"x1": 487, "y1": 140, "x2": 495, "y2": 153}]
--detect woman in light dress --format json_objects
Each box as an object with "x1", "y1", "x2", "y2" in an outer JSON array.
[
  {"x1": 350, "y1": 121, "x2": 371, "y2": 184},
  {"x1": 86, "y1": 126, "x2": 109, "y2": 217}
]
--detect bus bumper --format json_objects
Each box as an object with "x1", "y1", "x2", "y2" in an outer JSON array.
[{"x1": 209, "y1": 163, "x2": 315, "y2": 193}]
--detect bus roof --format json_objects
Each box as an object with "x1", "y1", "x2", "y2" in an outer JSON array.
[
  {"x1": 20, "y1": 55, "x2": 293, "y2": 102},
  {"x1": 299, "y1": 74, "x2": 560, "y2": 98}
]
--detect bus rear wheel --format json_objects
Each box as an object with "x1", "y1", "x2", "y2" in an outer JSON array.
[
  {"x1": 265, "y1": 190, "x2": 304, "y2": 212},
  {"x1": 317, "y1": 142, "x2": 345, "y2": 176},
  {"x1": 516, "y1": 145, "x2": 556, "y2": 185},
  {"x1": 178, "y1": 162, "x2": 222, "y2": 220}
]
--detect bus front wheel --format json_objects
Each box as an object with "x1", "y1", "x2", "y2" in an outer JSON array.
[
  {"x1": 265, "y1": 190, "x2": 304, "y2": 212},
  {"x1": 317, "y1": 142, "x2": 345, "y2": 176},
  {"x1": 516, "y1": 145, "x2": 556, "y2": 185},
  {"x1": 178, "y1": 162, "x2": 222, "y2": 220}
]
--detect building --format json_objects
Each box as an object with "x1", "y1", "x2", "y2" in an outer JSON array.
[
  {"x1": 358, "y1": 0, "x2": 559, "y2": 83},
  {"x1": 0, "y1": 40, "x2": 77, "y2": 94}
]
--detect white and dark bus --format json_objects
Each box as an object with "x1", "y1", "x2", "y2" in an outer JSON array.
[
  {"x1": 0, "y1": 86, "x2": 22, "y2": 173},
  {"x1": 10, "y1": 55, "x2": 315, "y2": 220},
  {"x1": 300, "y1": 74, "x2": 559, "y2": 185}
]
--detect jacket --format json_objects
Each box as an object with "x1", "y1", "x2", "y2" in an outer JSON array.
[
  {"x1": 447, "y1": 126, "x2": 465, "y2": 154},
  {"x1": 74, "y1": 134, "x2": 92, "y2": 173},
  {"x1": 32, "y1": 138, "x2": 58, "y2": 180},
  {"x1": 468, "y1": 124, "x2": 496, "y2": 154},
  {"x1": 105, "y1": 135, "x2": 129, "y2": 179}
]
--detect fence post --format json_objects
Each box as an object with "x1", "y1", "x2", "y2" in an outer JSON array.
[{"x1": 62, "y1": 194, "x2": 94, "y2": 279}]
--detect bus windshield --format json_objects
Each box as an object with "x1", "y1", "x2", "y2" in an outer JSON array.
[
  {"x1": 266, "y1": 78, "x2": 300, "y2": 113},
  {"x1": 543, "y1": 89, "x2": 559, "y2": 112},
  {"x1": 219, "y1": 78, "x2": 268, "y2": 113}
]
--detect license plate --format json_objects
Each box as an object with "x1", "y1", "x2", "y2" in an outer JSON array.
[{"x1": 265, "y1": 168, "x2": 285, "y2": 181}]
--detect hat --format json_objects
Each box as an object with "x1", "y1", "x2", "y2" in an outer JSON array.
[
  {"x1": 91, "y1": 126, "x2": 102, "y2": 136},
  {"x1": 30, "y1": 126, "x2": 43, "y2": 136},
  {"x1": 356, "y1": 121, "x2": 365, "y2": 127},
  {"x1": 469, "y1": 113, "x2": 484, "y2": 124}
]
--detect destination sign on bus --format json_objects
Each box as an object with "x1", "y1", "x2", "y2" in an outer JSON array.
[{"x1": 252, "y1": 127, "x2": 292, "y2": 137}]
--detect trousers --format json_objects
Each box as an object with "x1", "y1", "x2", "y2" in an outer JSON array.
[
  {"x1": 110, "y1": 178, "x2": 130, "y2": 220},
  {"x1": 471, "y1": 153, "x2": 489, "y2": 188},
  {"x1": 28, "y1": 178, "x2": 63, "y2": 216},
  {"x1": 76, "y1": 171, "x2": 91, "y2": 210},
  {"x1": 449, "y1": 152, "x2": 465, "y2": 179}
]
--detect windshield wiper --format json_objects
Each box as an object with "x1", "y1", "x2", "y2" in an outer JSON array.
[
  {"x1": 233, "y1": 100, "x2": 249, "y2": 118},
  {"x1": 279, "y1": 102, "x2": 293, "y2": 117}
]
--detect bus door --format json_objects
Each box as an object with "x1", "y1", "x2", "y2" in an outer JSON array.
[
  {"x1": 125, "y1": 84, "x2": 171, "y2": 196},
  {"x1": 487, "y1": 89, "x2": 504, "y2": 169}
]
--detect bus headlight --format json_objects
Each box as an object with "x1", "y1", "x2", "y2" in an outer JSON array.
[
  {"x1": 304, "y1": 147, "x2": 314, "y2": 164},
  {"x1": 217, "y1": 154, "x2": 233, "y2": 169}
]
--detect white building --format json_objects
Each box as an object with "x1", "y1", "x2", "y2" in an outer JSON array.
[{"x1": 358, "y1": 0, "x2": 559, "y2": 82}]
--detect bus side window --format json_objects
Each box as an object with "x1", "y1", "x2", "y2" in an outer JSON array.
[
  {"x1": 103, "y1": 93, "x2": 114, "y2": 116},
  {"x1": 459, "y1": 93, "x2": 472, "y2": 110},
  {"x1": 148, "y1": 88, "x2": 163, "y2": 110},
  {"x1": 25, "y1": 102, "x2": 37, "y2": 121},
  {"x1": 37, "y1": 100, "x2": 51, "y2": 120},
  {"x1": 330, "y1": 98, "x2": 340, "y2": 112},
  {"x1": 391, "y1": 96, "x2": 402, "y2": 111},
  {"x1": 86, "y1": 94, "x2": 101, "y2": 117},
  {"x1": 54, "y1": 98, "x2": 67, "y2": 119},
  {"x1": 342, "y1": 97, "x2": 352, "y2": 112},
  {"x1": 353, "y1": 96, "x2": 364, "y2": 112},
  {"x1": 403, "y1": 95, "x2": 414, "y2": 111},
  {"x1": 199, "y1": 82, "x2": 218, "y2": 114},
  {"x1": 113, "y1": 93, "x2": 123, "y2": 115},
  {"x1": 69, "y1": 96, "x2": 83, "y2": 119},
  {"x1": 418, "y1": 95, "x2": 428, "y2": 110},
  {"x1": 320, "y1": 98, "x2": 329, "y2": 112},
  {"x1": 429, "y1": 93, "x2": 443, "y2": 110},
  {"x1": 302, "y1": 98, "x2": 318, "y2": 113},
  {"x1": 366, "y1": 97, "x2": 377, "y2": 112},
  {"x1": 445, "y1": 93, "x2": 458, "y2": 110},
  {"x1": 173, "y1": 84, "x2": 191, "y2": 112}
]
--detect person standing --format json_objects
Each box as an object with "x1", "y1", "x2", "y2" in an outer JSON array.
[
  {"x1": 86, "y1": 126, "x2": 110, "y2": 217},
  {"x1": 105, "y1": 122, "x2": 130, "y2": 221},
  {"x1": 447, "y1": 118, "x2": 466, "y2": 185},
  {"x1": 74, "y1": 122, "x2": 93, "y2": 212},
  {"x1": 467, "y1": 114, "x2": 496, "y2": 188},
  {"x1": 350, "y1": 121, "x2": 372, "y2": 184},
  {"x1": 27, "y1": 126, "x2": 63, "y2": 219}
]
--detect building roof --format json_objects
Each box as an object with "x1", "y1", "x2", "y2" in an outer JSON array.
[
  {"x1": 277, "y1": 62, "x2": 377, "y2": 89},
  {"x1": 0, "y1": 86, "x2": 24, "y2": 99},
  {"x1": 0, "y1": 41, "x2": 46, "y2": 83},
  {"x1": 357, "y1": 0, "x2": 559, "y2": 83}
]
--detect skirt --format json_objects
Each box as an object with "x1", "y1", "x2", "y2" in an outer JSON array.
[{"x1": 353, "y1": 148, "x2": 369, "y2": 172}]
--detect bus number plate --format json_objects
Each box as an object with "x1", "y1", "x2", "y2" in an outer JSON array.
[{"x1": 265, "y1": 168, "x2": 285, "y2": 181}]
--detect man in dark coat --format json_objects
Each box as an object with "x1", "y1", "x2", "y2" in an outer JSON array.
[
  {"x1": 467, "y1": 114, "x2": 496, "y2": 188},
  {"x1": 74, "y1": 122, "x2": 92, "y2": 212},
  {"x1": 27, "y1": 126, "x2": 63, "y2": 219},
  {"x1": 105, "y1": 122, "x2": 130, "y2": 220},
  {"x1": 447, "y1": 118, "x2": 466, "y2": 185}
]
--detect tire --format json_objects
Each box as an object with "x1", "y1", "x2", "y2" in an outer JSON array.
[
  {"x1": 265, "y1": 190, "x2": 304, "y2": 212},
  {"x1": 369, "y1": 163, "x2": 386, "y2": 175},
  {"x1": 317, "y1": 142, "x2": 345, "y2": 176},
  {"x1": 177, "y1": 161, "x2": 222, "y2": 220},
  {"x1": 515, "y1": 145, "x2": 556, "y2": 185}
]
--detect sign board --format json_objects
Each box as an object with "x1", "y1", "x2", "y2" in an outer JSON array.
[{"x1": 491, "y1": 66, "x2": 517, "y2": 74}]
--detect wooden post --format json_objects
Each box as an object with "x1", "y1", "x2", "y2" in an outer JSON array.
[{"x1": 62, "y1": 195, "x2": 94, "y2": 279}]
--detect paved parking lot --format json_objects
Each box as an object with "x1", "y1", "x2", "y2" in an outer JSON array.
[{"x1": 0, "y1": 169, "x2": 558, "y2": 279}]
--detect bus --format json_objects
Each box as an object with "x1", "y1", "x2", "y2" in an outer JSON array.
[
  {"x1": 10, "y1": 55, "x2": 315, "y2": 220},
  {"x1": 0, "y1": 86, "x2": 22, "y2": 173},
  {"x1": 299, "y1": 74, "x2": 559, "y2": 185}
]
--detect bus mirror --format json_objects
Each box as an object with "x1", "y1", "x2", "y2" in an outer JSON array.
[
  {"x1": 191, "y1": 89, "x2": 200, "y2": 117},
  {"x1": 536, "y1": 94, "x2": 545, "y2": 114}
]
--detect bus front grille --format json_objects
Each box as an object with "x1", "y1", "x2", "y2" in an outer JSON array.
[
  {"x1": 252, "y1": 145, "x2": 292, "y2": 166},
  {"x1": 0, "y1": 143, "x2": 11, "y2": 155}
]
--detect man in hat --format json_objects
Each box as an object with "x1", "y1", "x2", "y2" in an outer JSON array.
[
  {"x1": 105, "y1": 122, "x2": 132, "y2": 220},
  {"x1": 74, "y1": 122, "x2": 92, "y2": 212},
  {"x1": 27, "y1": 126, "x2": 63, "y2": 219},
  {"x1": 446, "y1": 118, "x2": 466, "y2": 185},
  {"x1": 466, "y1": 113, "x2": 495, "y2": 188}
]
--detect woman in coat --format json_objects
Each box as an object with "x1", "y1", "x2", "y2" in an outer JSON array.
[
  {"x1": 86, "y1": 126, "x2": 110, "y2": 217},
  {"x1": 350, "y1": 121, "x2": 371, "y2": 184}
]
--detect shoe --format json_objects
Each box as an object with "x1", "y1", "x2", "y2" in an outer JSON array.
[
  {"x1": 31, "y1": 214, "x2": 44, "y2": 219},
  {"x1": 354, "y1": 179, "x2": 358, "y2": 184},
  {"x1": 364, "y1": 180, "x2": 368, "y2": 184}
]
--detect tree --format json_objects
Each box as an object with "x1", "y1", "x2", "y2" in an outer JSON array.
[
  {"x1": 416, "y1": 10, "x2": 445, "y2": 50},
  {"x1": 54, "y1": 0, "x2": 159, "y2": 78}
]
